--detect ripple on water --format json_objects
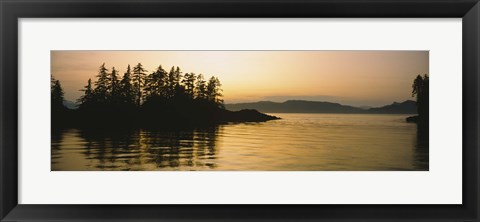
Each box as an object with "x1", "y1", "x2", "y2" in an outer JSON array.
[{"x1": 51, "y1": 113, "x2": 428, "y2": 171}]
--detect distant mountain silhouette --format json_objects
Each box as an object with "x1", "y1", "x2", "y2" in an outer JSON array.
[
  {"x1": 63, "y1": 100, "x2": 77, "y2": 110},
  {"x1": 358, "y1": 106, "x2": 372, "y2": 110},
  {"x1": 225, "y1": 100, "x2": 417, "y2": 114},
  {"x1": 368, "y1": 100, "x2": 417, "y2": 114}
]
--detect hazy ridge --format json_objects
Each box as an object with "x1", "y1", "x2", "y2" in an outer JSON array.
[
  {"x1": 225, "y1": 100, "x2": 417, "y2": 114},
  {"x1": 64, "y1": 99, "x2": 417, "y2": 114}
]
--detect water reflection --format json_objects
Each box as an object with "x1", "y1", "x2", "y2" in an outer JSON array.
[
  {"x1": 51, "y1": 130, "x2": 63, "y2": 167},
  {"x1": 52, "y1": 114, "x2": 429, "y2": 171},
  {"x1": 413, "y1": 124, "x2": 429, "y2": 170},
  {"x1": 52, "y1": 127, "x2": 220, "y2": 171}
]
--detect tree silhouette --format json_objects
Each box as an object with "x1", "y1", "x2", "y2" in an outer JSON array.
[
  {"x1": 51, "y1": 76, "x2": 69, "y2": 127},
  {"x1": 94, "y1": 63, "x2": 110, "y2": 103},
  {"x1": 80, "y1": 63, "x2": 225, "y2": 110},
  {"x1": 110, "y1": 67, "x2": 120, "y2": 104},
  {"x1": 51, "y1": 62, "x2": 279, "y2": 129},
  {"x1": 207, "y1": 76, "x2": 224, "y2": 108},
  {"x1": 144, "y1": 65, "x2": 167, "y2": 99},
  {"x1": 412, "y1": 74, "x2": 429, "y2": 123},
  {"x1": 51, "y1": 76, "x2": 65, "y2": 111},
  {"x1": 119, "y1": 65, "x2": 135, "y2": 105},
  {"x1": 132, "y1": 63, "x2": 148, "y2": 106},
  {"x1": 166, "y1": 66, "x2": 176, "y2": 99},
  {"x1": 173, "y1": 67, "x2": 183, "y2": 97},
  {"x1": 77, "y1": 78, "x2": 93, "y2": 110},
  {"x1": 195, "y1": 74, "x2": 207, "y2": 100},
  {"x1": 182, "y1": 72, "x2": 196, "y2": 99}
]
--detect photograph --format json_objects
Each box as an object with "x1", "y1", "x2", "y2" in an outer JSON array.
[
  {"x1": 3, "y1": 0, "x2": 477, "y2": 220},
  {"x1": 51, "y1": 50, "x2": 429, "y2": 171}
]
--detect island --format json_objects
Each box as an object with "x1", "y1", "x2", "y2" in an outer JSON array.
[{"x1": 51, "y1": 63, "x2": 279, "y2": 130}]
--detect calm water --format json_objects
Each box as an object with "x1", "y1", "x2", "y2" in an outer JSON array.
[{"x1": 51, "y1": 114, "x2": 428, "y2": 171}]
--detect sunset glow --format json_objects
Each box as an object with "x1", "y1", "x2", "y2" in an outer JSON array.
[{"x1": 51, "y1": 50, "x2": 428, "y2": 107}]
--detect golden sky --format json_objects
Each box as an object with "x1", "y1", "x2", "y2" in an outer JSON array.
[{"x1": 51, "y1": 51, "x2": 428, "y2": 107}]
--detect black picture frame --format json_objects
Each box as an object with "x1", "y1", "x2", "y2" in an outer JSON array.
[{"x1": 1, "y1": 0, "x2": 479, "y2": 221}]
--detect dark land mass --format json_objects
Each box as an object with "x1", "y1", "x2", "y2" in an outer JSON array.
[
  {"x1": 225, "y1": 100, "x2": 417, "y2": 114},
  {"x1": 55, "y1": 98, "x2": 416, "y2": 130},
  {"x1": 53, "y1": 102, "x2": 280, "y2": 130},
  {"x1": 52, "y1": 63, "x2": 281, "y2": 131},
  {"x1": 406, "y1": 115, "x2": 428, "y2": 125}
]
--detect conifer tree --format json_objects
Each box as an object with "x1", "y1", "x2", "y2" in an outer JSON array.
[
  {"x1": 145, "y1": 65, "x2": 167, "y2": 98},
  {"x1": 182, "y1": 72, "x2": 196, "y2": 99},
  {"x1": 51, "y1": 77, "x2": 65, "y2": 110},
  {"x1": 94, "y1": 63, "x2": 110, "y2": 103},
  {"x1": 173, "y1": 66, "x2": 184, "y2": 97},
  {"x1": 77, "y1": 78, "x2": 94, "y2": 109},
  {"x1": 110, "y1": 67, "x2": 120, "y2": 102},
  {"x1": 132, "y1": 63, "x2": 147, "y2": 106},
  {"x1": 195, "y1": 74, "x2": 207, "y2": 100},
  {"x1": 73, "y1": 62, "x2": 228, "y2": 126},
  {"x1": 166, "y1": 66, "x2": 176, "y2": 98},
  {"x1": 207, "y1": 76, "x2": 224, "y2": 107},
  {"x1": 174, "y1": 66, "x2": 182, "y2": 86},
  {"x1": 120, "y1": 65, "x2": 134, "y2": 105}
]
